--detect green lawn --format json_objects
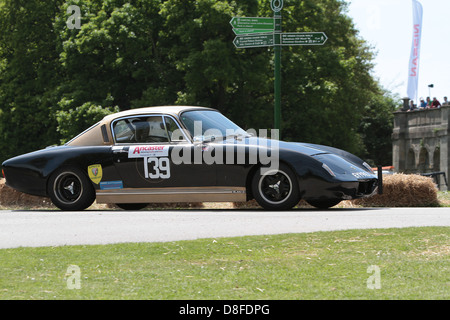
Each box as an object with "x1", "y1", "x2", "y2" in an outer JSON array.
[{"x1": 0, "y1": 227, "x2": 448, "y2": 300}]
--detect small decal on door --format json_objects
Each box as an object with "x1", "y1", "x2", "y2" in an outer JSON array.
[
  {"x1": 128, "y1": 145, "x2": 169, "y2": 158},
  {"x1": 88, "y1": 164, "x2": 103, "y2": 184},
  {"x1": 100, "y1": 180, "x2": 124, "y2": 190}
]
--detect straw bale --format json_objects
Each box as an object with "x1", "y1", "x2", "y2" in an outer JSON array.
[
  {"x1": 354, "y1": 173, "x2": 439, "y2": 207},
  {"x1": 0, "y1": 178, "x2": 54, "y2": 208}
]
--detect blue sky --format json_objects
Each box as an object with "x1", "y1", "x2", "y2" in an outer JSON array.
[{"x1": 345, "y1": 0, "x2": 450, "y2": 103}]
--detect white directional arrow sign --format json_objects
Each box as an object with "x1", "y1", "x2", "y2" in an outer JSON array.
[
  {"x1": 233, "y1": 34, "x2": 274, "y2": 49},
  {"x1": 280, "y1": 32, "x2": 328, "y2": 46},
  {"x1": 230, "y1": 17, "x2": 274, "y2": 30}
]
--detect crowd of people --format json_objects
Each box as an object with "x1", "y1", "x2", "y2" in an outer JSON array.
[{"x1": 405, "y1": 96, "x2": 449, "y2": 112}]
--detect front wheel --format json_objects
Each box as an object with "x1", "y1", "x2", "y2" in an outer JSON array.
[
  {"x1": 251, "y1": 164, "x2": 300, "y2": 210},
  {"x1": 48, "y1": 167, "x2": 95, "y2": 211}
]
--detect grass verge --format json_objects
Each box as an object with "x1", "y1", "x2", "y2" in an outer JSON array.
[{"x1": 0, "y1": 227, "x2": 448, "y2": 300}]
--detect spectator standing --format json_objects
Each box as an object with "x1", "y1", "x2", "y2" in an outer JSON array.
[
  {"x1": 431, "y1": 97, "x2": 441, "y2": 108},
  {"x1": 407, "y1": 100, "x2": 416, "y2": 111},
  {"x1": 443, "y1": 96, "x2": 449, "y2": 106},
  {"x1": 426, "y1": 97, "x2": 432, "y2": 108},
  {"x1": 419, "y1": 98, "x2": 427, "y2": 109}
]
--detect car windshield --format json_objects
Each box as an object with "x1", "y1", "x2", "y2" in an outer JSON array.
[{"x1": 180, "y1": 110, "x2": 249, "y2": 141}]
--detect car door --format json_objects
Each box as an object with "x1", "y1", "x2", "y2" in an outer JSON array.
[{"x1": 110, "y1": 114, "x2": 217, "y2": 190}]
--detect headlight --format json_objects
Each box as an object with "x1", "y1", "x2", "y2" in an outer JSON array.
[
  {"x1": 362, "y1": 162, "x2": 374, "y2": 174},
  {"x1": 322, "y1": 163, "x2": 336, "y2": 177}
]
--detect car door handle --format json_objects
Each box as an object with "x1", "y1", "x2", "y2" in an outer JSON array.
[{"x1": 112, "y1": 147, "x2": 127, "y2": 154}]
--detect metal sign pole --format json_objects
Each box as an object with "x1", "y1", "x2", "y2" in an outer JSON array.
[{"x1": 274, "y1": 10, "x2": 282, "y2": 135}]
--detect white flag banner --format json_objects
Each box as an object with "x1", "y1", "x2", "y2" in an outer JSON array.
[{"x1": 407, "y1": 0, "x2": 423, "y2": 102}]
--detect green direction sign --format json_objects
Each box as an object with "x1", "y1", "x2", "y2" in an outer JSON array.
[
  {"x1": 230, "y1": 17, "x2": 274, "y2": 30},
  {"x1": 233, "y1": 34, "x2": 274, "y2": 49},
  {"x1": 281, "y1": 32, "x2": 328, "y2": 46},
  {"x1": 232, "y1": 28, "x2": 273, "y2": 35}
]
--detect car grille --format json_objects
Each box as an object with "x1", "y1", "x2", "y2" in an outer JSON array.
[{"x1": 357, "y1": 179, "x2": 377, "y2": 196}]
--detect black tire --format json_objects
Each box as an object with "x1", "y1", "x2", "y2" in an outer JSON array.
[
  {"x1": 48, "y1": 167, "x2": 95, "y2": 211},
  {"x1": 306, "y1": 199, "x2": 341, "y2": 209},
  {"x1": 251, "y1": 163, "x2": 300, "y2": 210},
  {"x1": 115, "y1": 203, "x2": 148, "y2": 210}
]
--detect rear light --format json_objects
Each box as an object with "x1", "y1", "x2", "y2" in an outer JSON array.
[{"x1": 2, "y1": 168, "x2": 5, "y2": 179}]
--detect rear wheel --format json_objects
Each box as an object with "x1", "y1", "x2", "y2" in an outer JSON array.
[
  {"x1": 48, "y1": 167, "x2": 95, "y2": 211},
  {"x1": 251, "y1": 164, "x2": 300, "y2": 210},
  {"x1": 306, "y1": 199, "x2": 341, "y2": 209}
]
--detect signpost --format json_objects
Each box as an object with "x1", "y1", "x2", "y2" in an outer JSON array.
[
  {"x1": 273, "y1": 11, "x2": 282, "y2": 133},
  {"x1": 281, "y1": 32, "x2": 328, "y2": 46},
  {"x1": 229, "y1": 17, "x2": 274, "y2": 30},
  {"x1": 233, "y1": 34, "x2": 274, "y2": 49},
  {"x1": 232, "y1": 28, "x2": 273, "y2": 35},
  {"x1": 231, "y1": 0, "x2": 327, "y2": 134}
]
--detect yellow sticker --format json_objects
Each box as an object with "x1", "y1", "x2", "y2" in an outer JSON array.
[{"x1": 88, "y1": 164, "x2": 103, "y2": 184}]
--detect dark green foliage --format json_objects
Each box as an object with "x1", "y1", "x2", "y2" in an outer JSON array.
[
  {"x1": 0, "y1": 0, "x2": 64, "y2": 159},
  {"x1": 358, "y1": 91, "x2": 398, "y2": 166},
  {"x1": 0, "y1": 0, "x2": 392, "y2": 163}
]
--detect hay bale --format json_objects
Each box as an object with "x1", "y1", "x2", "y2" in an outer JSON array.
[{"x1": 354, "y1": 173, "x2": 439, "y2": 207}]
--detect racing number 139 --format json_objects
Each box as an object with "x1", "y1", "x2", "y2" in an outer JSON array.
[{"x1": 144, "y1": 157, "x2": 171, "y2": 179}]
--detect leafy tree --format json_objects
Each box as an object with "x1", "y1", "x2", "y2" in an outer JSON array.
[
  {"x1": 0, "y1": 0, "x2": 64, "y2": 160},
  {"x1": 158, "y1": 0, "x2": 271, "y2": 123},
  {"x1": 54, "y1": 0, "x2": 163, "y2": 140},
  {"x1": 358, "y1": 91, "x2": 398, "y2": 166}
]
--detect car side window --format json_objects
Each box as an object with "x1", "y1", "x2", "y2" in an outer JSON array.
[
  {"x1": 164, "y1": 116, "x2": 187, "y2": 142},
  {"x1": 144, "y1": 116, "x2": 169, "y2": 143},
  {"x1": 113, "y1": 119, "x2": 134, "y2": 143},
  {"x1": 113, "y1": 116, "x2": 170, "y2": 144}
]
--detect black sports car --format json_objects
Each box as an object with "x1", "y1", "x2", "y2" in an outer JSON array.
[{"x1": 2, "y1": 106, "x2": 380, "y2": 210}]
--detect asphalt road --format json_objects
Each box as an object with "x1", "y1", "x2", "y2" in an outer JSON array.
[{"x1": 0, "y1": 207, "x2": 449, "y2": 249}]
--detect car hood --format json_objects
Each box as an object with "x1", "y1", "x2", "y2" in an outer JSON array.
[
  {"x1": 219, "y1": 137, "x2": 375, "y2": 178},
  {"x1": 280, "y1": 141, "x2": 330, "y2": 156},
  {"x1": 221, "y1": 136, "x2": 331, "y2": 156}
]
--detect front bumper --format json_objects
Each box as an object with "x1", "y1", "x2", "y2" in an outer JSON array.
[{"x1": 300, "y1": 176, "x2": 379, "y2": 202}]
